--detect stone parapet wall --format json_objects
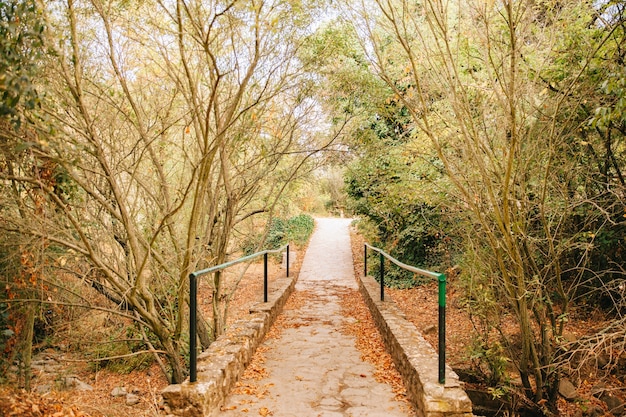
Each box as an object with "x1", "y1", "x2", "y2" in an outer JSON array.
[
  {"x1": 162, "y1": 275, "x2": 296, "y2": 417},
  {"x1": 357, "y1": 275, "x2": 474, "y2": 417}
]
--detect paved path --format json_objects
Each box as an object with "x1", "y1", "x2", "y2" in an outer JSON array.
[{"x1": 218, "y1": 217, "x2": 412, "y2": 417}]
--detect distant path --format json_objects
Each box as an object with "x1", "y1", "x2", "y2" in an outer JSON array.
[{"x1": 218, "y1": 217, "x2": 412, "y2": 417}]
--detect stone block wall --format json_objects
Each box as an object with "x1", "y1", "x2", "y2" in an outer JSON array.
[
  {"x1": 161, "y1": 275, "x2": 296, "y2": 417},
  {"x1": 357, "y1": 275, "x2": 474, "y2": 417}
]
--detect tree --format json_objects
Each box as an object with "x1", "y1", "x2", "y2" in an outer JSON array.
[
  {"x1": 1, "y1": 0, "x2": 332, "y2": 384},
  {"x1": 0, "y1": 0, "x2": 48, "y2": 390},
  {"x1": 343, "y1": 0, "x2": 626, "y2": 410}
]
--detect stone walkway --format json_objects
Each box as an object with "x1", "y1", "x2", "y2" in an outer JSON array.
[{"x1": 218, "y1": 218, "x2": 412, "y2": 417}]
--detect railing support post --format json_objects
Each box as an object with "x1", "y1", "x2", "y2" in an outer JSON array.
[
  {"x1": 264, "y1": 253, "x2": 268, "y2": 303},
  {"x1": 286, "y1": 244, "x2": 290, "y2": 278},
  {"x1": 189, "y1": 273, "x2": 197, "y2": 383},
  {"x1": 438, "y1": 273, "x2": 446, "y2": 384},
  {"x1": 379, "y1": 252, "x2": 384, "y2": 301},
  {"x1": 364, "y1": 244, "x2": 367, "y2": 276}
]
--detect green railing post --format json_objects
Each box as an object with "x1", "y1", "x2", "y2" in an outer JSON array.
[
  {"x1": 379, "y1": 252, "x2": 384, "y2": 301},
  {"x1": 264, "y1": 252, "x2": 268, "y2": 303},
  {"x1": 189, "y1": 273, "x2": 197, "y2": 383},
  {"x1": 286, "y1": 244, "x2": 290, "y2": 278},
  {"x1": 438, "y1": 273, "x2": 446, "y2": 384}
]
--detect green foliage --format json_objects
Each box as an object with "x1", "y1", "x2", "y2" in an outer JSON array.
[
  {"x1": 468, "y1": 338, "x2": 509, "y2": 386},
  {"x1": 286, "y1": 214, "x2": 315, "y2": 246},
  {"x1": 242, "y1": 214, "x2": 315, "y2": 255},
  {"x1": 344, "y1": 96, "x2": 456, "y2": 287},
  {"x1": 0, "y1": 0, "x2": 45, "y2": 128},
  {"x1": 266, "y1": 217, "x2": 287, "y2": 250},
  {"x1": 267, "y1": 214, "x2": 315, "y2": 249},
  {"x1": 361, "y1": 204, "x2": 452, "y2": 288}
]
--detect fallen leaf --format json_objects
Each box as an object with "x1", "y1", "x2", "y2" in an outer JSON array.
[{"x1": 259, "y1": 407, "x2": 273, "y2": 416}]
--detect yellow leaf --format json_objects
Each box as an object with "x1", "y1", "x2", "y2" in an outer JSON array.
[{"x1": 259, "y1": 407, "x2": 272, "y2": 416}]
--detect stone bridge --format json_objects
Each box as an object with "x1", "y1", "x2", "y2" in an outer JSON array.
[{"x1": 162, "y1": 218, "x2": 473, "y2": 417}]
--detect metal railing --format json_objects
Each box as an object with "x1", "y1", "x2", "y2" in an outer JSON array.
[
  {"x1": 364, "y1": 243, "x2": 447, "y2": 384},
  {"x1": 188, "y1": 243, "x2": 290, "y2": 383}
]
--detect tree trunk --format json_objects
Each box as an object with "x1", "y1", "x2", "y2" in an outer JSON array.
[
  {"x1": 21, "y1": 302, "x2": 36, "y2": 391},
  {"x1": 162, "y1": 339, "x2": 185, "y2": 384}
]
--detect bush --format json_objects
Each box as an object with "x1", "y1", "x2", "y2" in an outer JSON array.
[
  {"x1": 286, "y1": 214, "x2": 315, "y2": 246},
  {"x1": 239, "y1": 214, "x2": 315, "y2": 255},
  {"x1": 266, "y1": 218, "x2": 287, "y2": 250},
  {"x1": 267, "y1": 214, "x2": 315, "y2": 249}
]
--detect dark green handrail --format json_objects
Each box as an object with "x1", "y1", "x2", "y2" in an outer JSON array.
[
  {"x1": 364, "y1": 243, "x2": 447, "y2": 384},
  {"x1": 188, "y1": 243, "x2": 289, "y2": 383}
]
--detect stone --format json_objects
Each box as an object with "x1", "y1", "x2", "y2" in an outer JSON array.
[
  {"x1": 125, "y1": 393, "x2": 141, "y2": 406},
  {"x1": 597, "y1": 354, "x2": 610, "y2": 369},
  {"x1": 591, "y1": 382, "x2": 606, "y2": 397},
  {"x1": 62, "y1": 376, "x2": 93, "y2": 391},
  {"x1": 110, "y1": 386, "x2": 127, "y2": 397},
  {"x1": 583, "y1": 405, "x2": 605, "y2": 417},
  {"x1": 35, "y1": 384, "x2": 51, "y2": 395},
  {"x1": 559, "y1": 378, "x2": 578, "y2": 400},
  {"x1": 422, "y1": 324, "x2": 437, "y2": 335},
  {"x1": 599, "y1": 392, "x2": 625, "y2": 416}
]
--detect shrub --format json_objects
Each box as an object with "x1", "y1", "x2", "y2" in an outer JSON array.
[{"x1": 286, "y1": 214, "x2": 315, "y2": 247}]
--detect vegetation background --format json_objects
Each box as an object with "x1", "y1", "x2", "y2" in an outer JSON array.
[{"x1": 1, "y1": 0, "x2": 625, "y2": 416}]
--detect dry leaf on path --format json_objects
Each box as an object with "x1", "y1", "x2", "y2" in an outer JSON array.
[{"x1": 259, "y1": 407, "x2": 273, "y2": 416}]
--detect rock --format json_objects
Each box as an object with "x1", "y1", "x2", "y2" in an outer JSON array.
[
  {"x1": 559, "y1": 378, "x2": 578, "y2": 400},
  {"x1": 111, "y1": 386, "x2": 127, "y2": 397},
  {"x1": 62, "y1": 376, "x2": 93, "y2": 391},
  {"x1": 422, "y1": 324, "x2": 437, "y2": 335},
  {"x1": 583, "y1": 405, "x2": 605, "y2": 417},
  {"x1": 597, "y1": 354, "x2": 610, "y2": 369},
  {"x1": 35, "y1": 384, "x2": 51, "y2": 395},
  {"x1": 599, "y1": 392, "x2": 625, "y2": 416},
  {"x1": 125, "y1": 393, "x2": 141, "y2": 406},
  {"x1": 591, "y1": 382, "x2": 606, "y2": 398}
]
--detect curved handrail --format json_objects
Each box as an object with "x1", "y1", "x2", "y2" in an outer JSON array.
[
  {"x1": 189, "y1": 243, "x2": 290, "y2": 383},
  {"x1": 364, "y1": 243, "x2": 442, "y2": 280},
  {"x1": 364, "y1": 242, "x2": 447, "y2": 384},
  {"x1": 190, "y1": 243, "x2": 290, "y2": 278}
]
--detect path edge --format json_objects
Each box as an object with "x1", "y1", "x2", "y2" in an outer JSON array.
[
  {"x1": 161, "y1": 275, "x2": 296, "y2": 417},
  {"x1": 357, "y1": 275, "x2": 474, "y2": 417}
]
